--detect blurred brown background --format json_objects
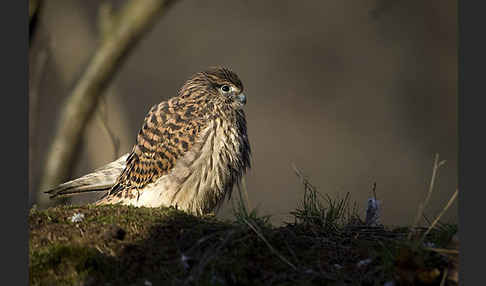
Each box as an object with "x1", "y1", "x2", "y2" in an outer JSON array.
[{"x1": 29, "y1": 0, "x2": 457, "y2": 226}]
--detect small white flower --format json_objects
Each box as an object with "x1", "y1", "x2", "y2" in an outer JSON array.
[
  {"x1": 181, "y1": 254, "x2": 190, "y2": 269},
  {"x1": 383, "y1": 281, "x2": 395, "y2": 286},
  {"x1": 423, "y1": 242, "x2": 436, "y2": 248},
  {"x1": 70, "y1": 213, "x2": 85, "y2": 223},
  {"x1": 357, "y1": 258, "x2": 372, "y2": 268},
  {"x1": 334, "y1": 264, "x2": 343, "y2": 270},
  {"x1": 144, "y1": 280, "x2": 152, "y2": 286}
]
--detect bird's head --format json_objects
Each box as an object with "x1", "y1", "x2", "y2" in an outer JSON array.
[{"x1": 179, "y1": 66, "x2": 246, "y2": 111}]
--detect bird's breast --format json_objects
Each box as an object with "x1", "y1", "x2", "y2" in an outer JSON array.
[{"x1": 134, "y1": 118, "x2": 246, "y2": 214}]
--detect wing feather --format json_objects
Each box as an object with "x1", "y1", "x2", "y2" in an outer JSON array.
[{"x1": 108, "y1": 97, "x2": 206, "y2": 198}]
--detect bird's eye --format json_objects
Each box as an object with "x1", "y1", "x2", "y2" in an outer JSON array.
[{"x1": 220, "y1": 85, "x2": 231, "y2": 93}]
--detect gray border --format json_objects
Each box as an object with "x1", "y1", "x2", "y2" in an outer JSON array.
[
  {"x1": 459, "y1": 1, "x2": 481, "y2": 285},
  {"x1": 2, "y1": 0, "x2": 28, "y2": 284}
]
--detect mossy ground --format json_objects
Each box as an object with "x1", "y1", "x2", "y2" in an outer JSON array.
[{"x1": 29, "y1": 196, "x2": 458, "y2": 286}]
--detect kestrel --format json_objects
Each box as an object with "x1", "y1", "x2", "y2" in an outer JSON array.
[{"x1": 46, "y1": 66, "x2": 251, "y2": 215}]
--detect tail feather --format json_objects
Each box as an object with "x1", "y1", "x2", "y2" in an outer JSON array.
[
  {"x1": 45, "y1": 153, "x2": 129, "y2": 199},
  {"x1": 45, "y1": 181, "x2": 113, "y2": 198}
]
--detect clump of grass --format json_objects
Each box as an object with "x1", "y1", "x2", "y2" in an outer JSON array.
[{"x1": 290, "y1": 164, "x2": 360, "y2": 231}]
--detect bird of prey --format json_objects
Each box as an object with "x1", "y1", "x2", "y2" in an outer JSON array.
[{"x1": 46, "y1": 66, "x2": 251, "y2": 215}]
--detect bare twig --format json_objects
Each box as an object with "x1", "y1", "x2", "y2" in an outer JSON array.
[
  {"x1": 243, "y1": 217, "x2": 297, "y2": 271},
  {"x1": 421, "y1": 189, "x2": 458, "y2": 241},
  {"x1": 422, "y1": 154, "x2": 447, "y2": 214},
  {"x1": 408, "y1": 153, "x2": 446, "y2": 240},
  {"x1": 439, "y1": 267, "x2": 448, "y2": 286},
  {"x1": 38, "y1": 0, "x2": 179, "y2": 203},
  {"x1": 424, "y1": 248, "x2": 459, "y2": 255}
]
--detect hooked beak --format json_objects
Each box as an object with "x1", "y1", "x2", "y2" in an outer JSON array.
[{"x1": 237, "y1": 93, "x2": 247, "y2": 105}]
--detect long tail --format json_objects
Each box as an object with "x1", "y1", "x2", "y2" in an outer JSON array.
[{"x1": 45, "y1": 153, "x2": 129, "y2": 199}]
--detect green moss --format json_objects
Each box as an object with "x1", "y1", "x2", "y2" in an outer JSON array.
[{"x1": 30, "y1": 244, "x2": 116, "y2": 285}]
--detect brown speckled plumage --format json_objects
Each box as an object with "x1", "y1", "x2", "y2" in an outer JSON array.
[{"x1": 46, "y1": 67, "x2": 251, "y2": 215}]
